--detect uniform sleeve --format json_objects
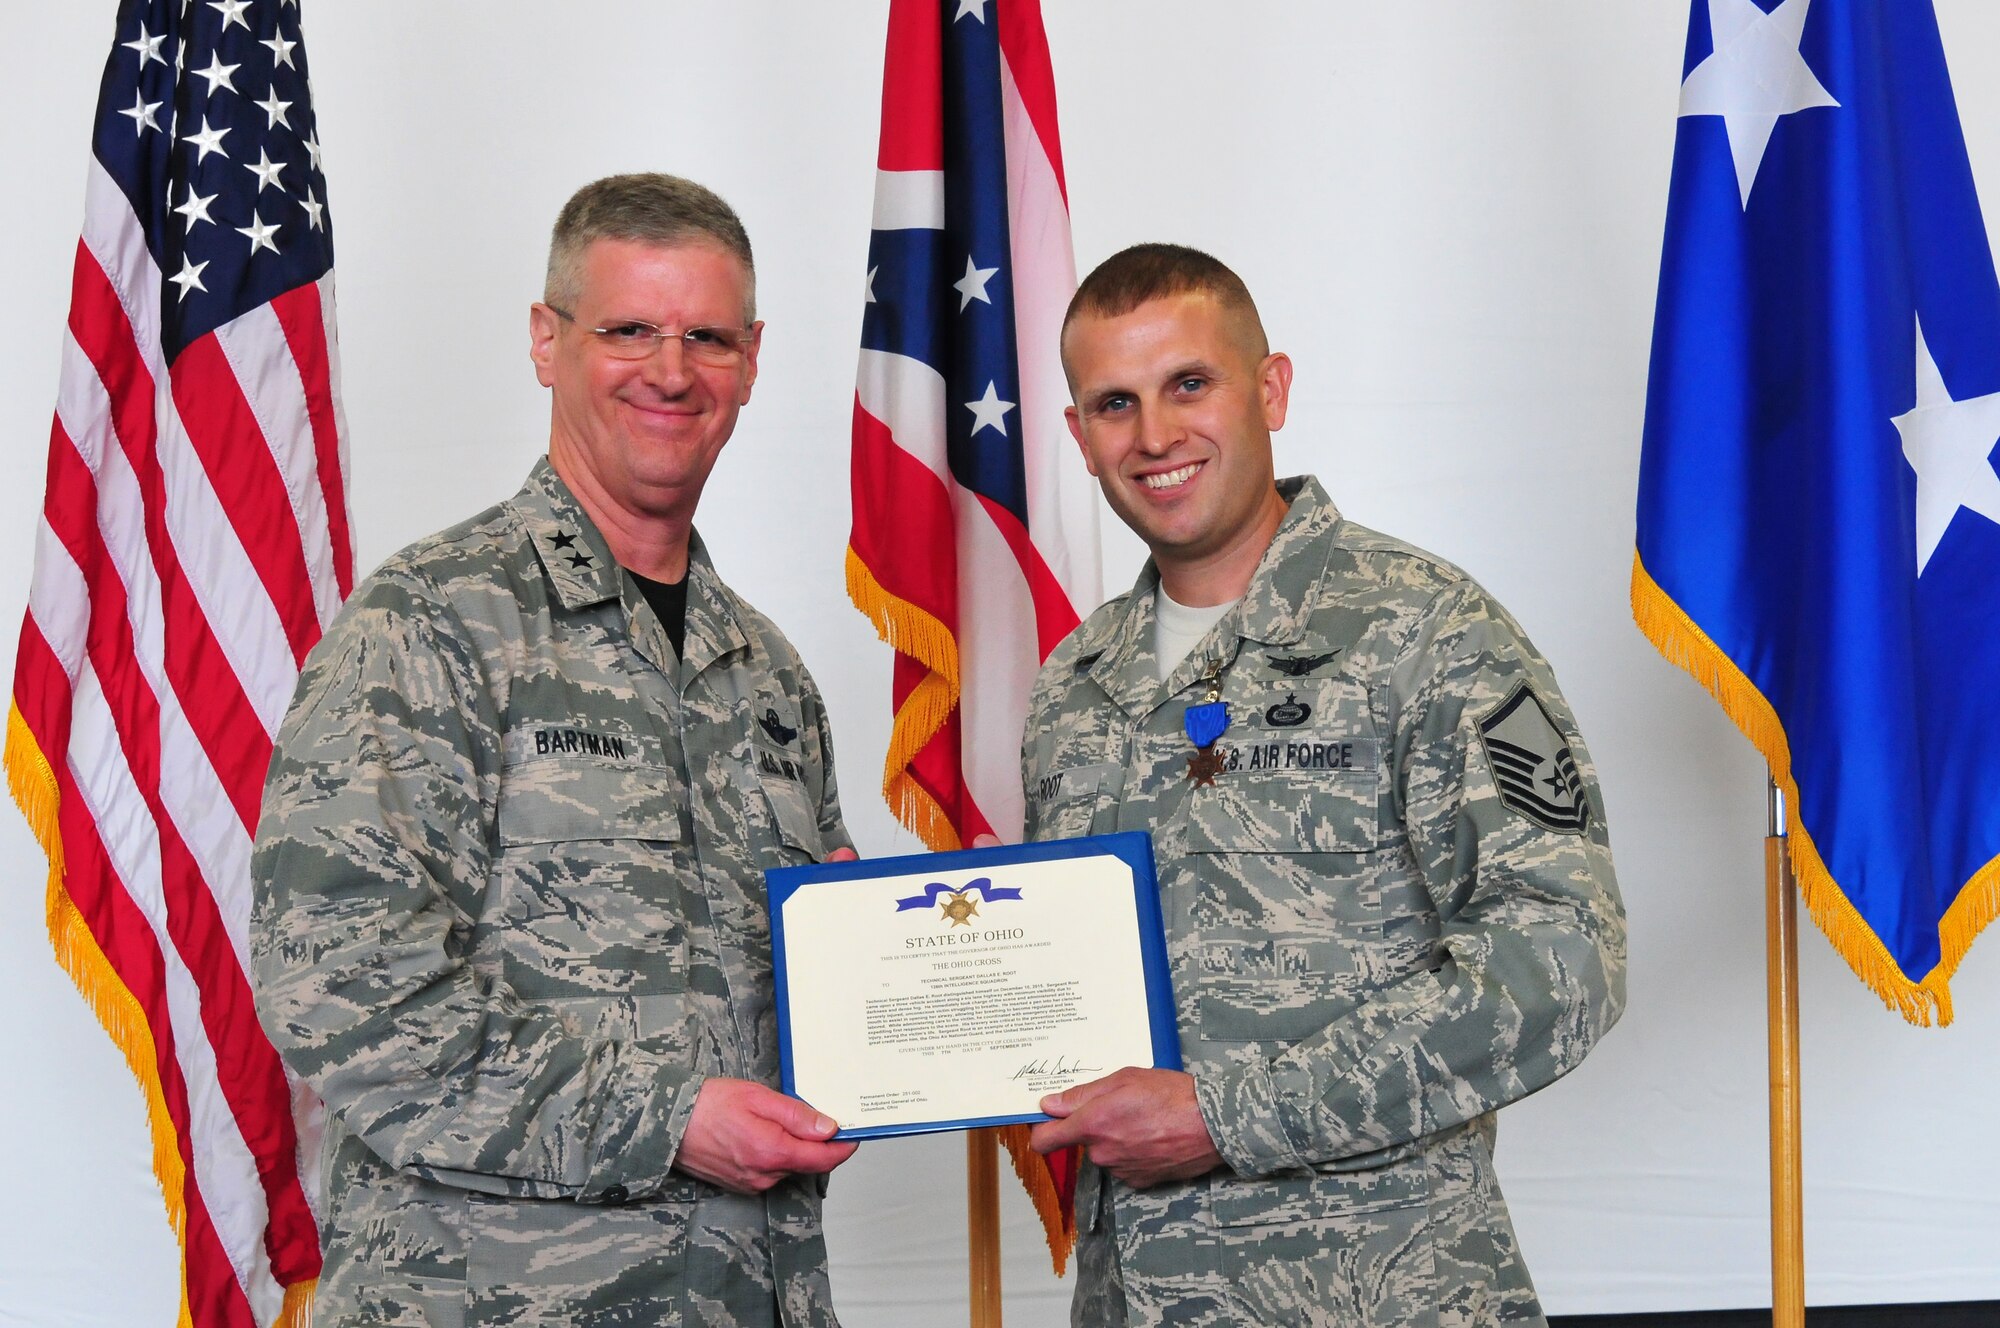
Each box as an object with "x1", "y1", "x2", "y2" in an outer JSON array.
[
  {"x1": 250, "y1": 571, "x2": 706, "y2": 1203},
  {"x1": 1196, "y1": 581, "x2": 1627, "y2": 1176},
  {"x1": 801, "y1": 667, "x2": 853, "y2": 856}
]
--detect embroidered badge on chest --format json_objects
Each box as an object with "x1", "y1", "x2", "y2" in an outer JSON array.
[
  {"x1": 759, "y1": 707, "x2": 799, "y2": 745},
  {"x1": 1264, "y1": 693, "x2": 1311, "y2": 727},
  {"x1": 1266, "y1": 650, "x2": 1338, "y2": 677},
  {"x1": 1184, "y1": 659, "x2": 1230, "y2": 786}
]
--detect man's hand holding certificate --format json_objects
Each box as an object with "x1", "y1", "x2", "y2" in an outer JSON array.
[{"x1": 765, "y1": 833, "x2": 1178, "y2": 1140}]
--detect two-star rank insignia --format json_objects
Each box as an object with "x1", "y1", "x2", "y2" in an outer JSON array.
[
  {"x1": 550, "y1": 528, "x2": 594, "y2": 569},
  {"x1": 759, "y1": 707, "x2": 799, "y2": 745},
  {"x1": 1267, "y1": 650, "x2": 1339, "y2": 677}
]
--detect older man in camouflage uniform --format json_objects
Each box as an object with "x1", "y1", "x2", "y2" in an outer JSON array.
[
  {"x1": 252, "y1": 175, "x2": 858, "y2": 1327},
  {"x1": 1019, "y1": 245, "x2": 1626, "y2": 1326}
]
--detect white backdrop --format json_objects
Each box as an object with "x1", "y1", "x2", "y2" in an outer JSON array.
[{"x1": 4, "y1": 4, "x2": 1998, "y2": 1325}]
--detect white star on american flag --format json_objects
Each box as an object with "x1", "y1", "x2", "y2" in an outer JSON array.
[
  {"x1": 209, "y1": 0, "x2": 254, "y2": 32},
  {"x1": 244, "y1": 148, "x2": 288, "y2": 193},
  {"x1": 192, "y1": 52, "x2": 240, "y2": 96},
  {"x1": 169, "y1": 255, "x2": 210, "y2": 300},
  {"x1": 119, "y1": 91, "x2": 163, "y2": 137},
  {"x1": 185, "y1": 116, "x2": 231, "y2": 161},
  {"x1": 236, "y1": 211, "x2": 282, "y2": 256},
  {"x1": 256, "y1": 89, "x2": 293, "y2": 129},
  {"x1": 123, "y1": 23, "x2": 168, "y2": 67}
]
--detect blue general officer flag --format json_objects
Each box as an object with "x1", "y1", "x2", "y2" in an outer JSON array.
[{"x1": 1635, "y1": 0, "x2": 2000, "y2": 1025}]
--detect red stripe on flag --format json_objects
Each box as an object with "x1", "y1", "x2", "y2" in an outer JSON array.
[
  {"x1": 169, "y1": 335, "x2": 322, "y2": 669},
  {"x1": 271, "y1": 282, "x2": 354, "y2": 600},
  {"x1": 20, "y1": 670, "x2": 219, "y2": 1312},
  {"x1": 14, "y1": 627, "x2": 75, "y2": 781},
  {"x1": 878, "y1": 0, "x2": 944, "y2": 171},
  {"x1": 66, "y1": 252, "x2": 282, "y2": 834},
  {"x1": 65, "y1": 241, "x2": 160, "y2": 490},
  {"x1": 971, "y1": 490, "x2": 1082, "y2": 660},
  {"x1": 183, "y1": 1169, "x2": 264, "y2": 1328},
  {"x1": 995, "y1": 0, "x2": 1069, "y2": 201},
  {"x1": 40, "y1": 424, "x2": 315, "y2": 1281},
  {"x1": 849, "y1": 400, "x2": 959, "y2": 629},
  {"x1": 55, "y1": 821, "x2": 263, "y2": 1328}
]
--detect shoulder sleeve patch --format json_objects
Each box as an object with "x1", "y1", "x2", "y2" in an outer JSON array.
[{"x1": 1476, "y1": 682, "x2": 1591, "y2": 835}]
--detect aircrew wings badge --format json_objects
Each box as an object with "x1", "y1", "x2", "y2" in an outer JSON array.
[{"x1": 1476, "y1": 683, "x2": 1591, "y2": 835}]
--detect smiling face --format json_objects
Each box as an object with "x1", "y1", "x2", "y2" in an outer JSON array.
[
  {"x1": 1062, "y1": 289, "x2": 1292, "y2": 603},
  {"x1": 530, "y1": 236, "x2": 761, "y2": 532}
]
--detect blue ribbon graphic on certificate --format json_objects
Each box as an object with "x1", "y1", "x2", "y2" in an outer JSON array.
[{"x1": 892, "y1": 877, "x2": 1024, "y2": 912}]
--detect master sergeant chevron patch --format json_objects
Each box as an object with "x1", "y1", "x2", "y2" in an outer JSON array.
[{"x1": 1477, "y1": 682, "x2": 1591, "y2": 834}]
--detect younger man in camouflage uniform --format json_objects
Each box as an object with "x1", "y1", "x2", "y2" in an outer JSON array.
[
  {"x1": 252, "y1": 175, "x2": 857, "y2": 1327},
  {"x1": 1021, "y1": 245, "x2": 1627, "y2": 1326}
]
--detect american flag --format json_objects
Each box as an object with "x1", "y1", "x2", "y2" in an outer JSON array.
[
  {"x1": 6, "y1": 1, "x2": 347, "y2": 1323},
  {"x1": 846, "y1": 0, "x2": 1100, "y2": 1271}
]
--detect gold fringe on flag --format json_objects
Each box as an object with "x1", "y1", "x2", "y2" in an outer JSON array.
[
  {"x1": 846, "y1": 546, "x2": 966, "y2": 852},
  {"x1": 278, "y1": 1276, "x2": 318, "y2": 1328},
  {"x1": 845, "y1": 549, "x2": 1077, "y2": 1273},
  {"x1": 997, "y1": 1122, "x2": 1074, "y2": 1276},
  {"x1": 1630, "y1": 554, "x2": 1997, "y2": 1026},
  {"x1": 7, "y1": 702, "x2": 197, "y2": 1327}
]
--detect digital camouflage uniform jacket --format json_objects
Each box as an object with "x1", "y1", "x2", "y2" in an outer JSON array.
[
  {"x1": 1021, "y1": 477, "x2": 1626, "y2": 1328},
  {"x1": 252, "y1": 460, "x2": 851, "y2": 1328}
]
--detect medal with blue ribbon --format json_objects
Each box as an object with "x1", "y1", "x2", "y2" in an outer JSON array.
[{"x1": 1185, "y1": 660, "x2": 1229, "y2": 786}]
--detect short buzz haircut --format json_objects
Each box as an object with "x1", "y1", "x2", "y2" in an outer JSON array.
[
  {"x1": 1061, "y1": 243, "x2": 1268, "y2": 360},
  {"x1": 544, "y1": 173, "x2": 756, "y2": 319}
]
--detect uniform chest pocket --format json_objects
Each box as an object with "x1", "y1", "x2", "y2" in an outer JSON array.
[
  {"x1": 753, "y1": 739, "x2": 824, "y2": 864},
  {"x1": 490, "y1": 758, "x2": 688, "y2": 998},
  {"x1": 1186, "y1": 679, "x2": 1384, "y2": 854},
  {"x1": 1027, "y1": 762, "x2": 1117, "y2": 840}
]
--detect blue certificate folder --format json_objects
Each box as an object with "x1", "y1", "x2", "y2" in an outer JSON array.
[{"x1": 765, "y1": 832, "x2": 1180, "y2": 1142}]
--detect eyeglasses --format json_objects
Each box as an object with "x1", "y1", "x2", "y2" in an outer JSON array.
[{"x1": 544, "y1": 305, "x2": 755, "y2": 365}]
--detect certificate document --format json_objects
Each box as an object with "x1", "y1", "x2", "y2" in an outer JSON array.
[{"x1": 766, "y1": 832, "x2": 1179, "y2": 1140}]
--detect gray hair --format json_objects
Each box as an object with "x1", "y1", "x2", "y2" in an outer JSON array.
[{"x1": 543, "y1": 173, "x2": 756, "y2": 319}]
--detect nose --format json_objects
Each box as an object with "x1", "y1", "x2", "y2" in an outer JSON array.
[
  {"x1": 634, "y1": 334, "x2": 695, "y2": 391},
  {"x1": 1135, "y1": 403, "x2": 1183, "y2": 456}
]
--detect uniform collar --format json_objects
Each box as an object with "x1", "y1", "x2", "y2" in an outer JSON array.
[
  {"x1": 518, "y1": 457, "x2": 623, "y2": 610},
  {"x1": 1084, "y1": 475, "x2": 1342, "y2": 716},
  {"x1": 514, "y1": 458, "x2": 749, "y2": 676},
  {"x1": 678, "y1": 544, "x2": 750, "y2": 679}
]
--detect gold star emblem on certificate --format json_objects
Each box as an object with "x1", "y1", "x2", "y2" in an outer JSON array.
[{"x1": 939, "y1": 891, "x2": 980, "y2": 926}]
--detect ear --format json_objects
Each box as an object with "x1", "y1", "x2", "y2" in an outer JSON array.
[
  {"x1": 738, "y1": 321, "x2": 764, "y2": 405},
  {"x1": 1065, "y1": 405, "x2": 1100, "y2": 477},
  {"x1": 529, "y1": 303, "x2": 560, "y2": 388},
  {"x1": 1259, "y1": 352, "x2": 1294, "y2": 431}
]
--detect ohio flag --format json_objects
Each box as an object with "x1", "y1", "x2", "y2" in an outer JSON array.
[
  {"x1": 1635, "y1": 0, "x2": 1999, "y2": 1024},
  {"x1": 846, "y1": 0, "x2": 1100, "y2": 1269}
]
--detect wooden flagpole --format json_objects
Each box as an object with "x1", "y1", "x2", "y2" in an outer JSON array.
[
  {"x1": 1765, "y1": 774, "x2": 1805, "y2": 1327},
  {"x1": 968, "y1": 1127, "x2": 1003, "y2": 1326}
]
